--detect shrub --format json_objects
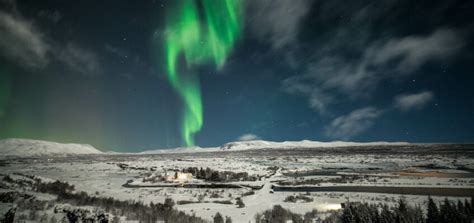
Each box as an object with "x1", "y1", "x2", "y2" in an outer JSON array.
[
  {"x1": 284, "y1": 194, "x2": 313, "y2": 203},
  {"x1": 236, "y1": 198, "x2": 245, "y2": 208},
  {"x1": 213, "y1": 212, "x2": 224, "y2": 223},
  {"x1": 242, "y1": 191, "x2": 255, "y2": 197},
  {"x1": 213, "y1": 200, "x2": 233, "y2": 205}
]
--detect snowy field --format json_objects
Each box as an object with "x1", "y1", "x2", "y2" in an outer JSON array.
[{"x1": 1, "y1": 142, "x2": 474, "y2": 222}]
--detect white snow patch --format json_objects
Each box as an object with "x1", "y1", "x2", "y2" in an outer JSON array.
[{"x1": 0, "y1": 138, "x2": 102, "y2": 157}]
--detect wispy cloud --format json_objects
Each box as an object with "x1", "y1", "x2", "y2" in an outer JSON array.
[
  {"x1": 324, "y1": 107, "x2": 383, "y2": 140},
  {"x1": 0, "y1": 9, "x2": 101, "y2": 75},
  {"x1": 38, "y1": 10, "x2": 62, "y2": 23},
  {"x1": 0, "y1": 11, "x2": 50, "y2": 68},
  {"x1": 281, "y1": 79, "x2": 333, "y2": 115},
  {"x1": 394, "y1": 91, "x2": 434, "y2": 112},
  {"x1": 247, "y1": 0, "x2": 311, "y2": 49},
  {"x1": 370, "y1": 29, "x2": 464, "y2": 75},
  {"x1": 283, "y1": 28, "x2": 463, "y2": 114},
  {"x1": 238, "y1": 133, "x2": 261, "y2": 141},
  {"x1": 247, "y1": 1, "x2": 468, "y2": 140},
  {"x1": 104, "y1": 44, "x2": 128, "y2": 58},
  {"x1": 58, "y1": 43, "x2": 101, "y2": 75}
]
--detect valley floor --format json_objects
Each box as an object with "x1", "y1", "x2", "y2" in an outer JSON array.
[{"x1": 1, "y1": 144, "x2": 473, "y2": 222}]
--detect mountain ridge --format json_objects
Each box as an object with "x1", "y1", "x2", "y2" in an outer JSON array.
[
  {"x1": 139, "y1": 140, "x2": 410, "y2": 154},
  {"x1": 0, "y1": 138, "x2": 102, "y2": 157},
  {"x1": 0, "y1": 138, "x2": 412, "y2": 156}
]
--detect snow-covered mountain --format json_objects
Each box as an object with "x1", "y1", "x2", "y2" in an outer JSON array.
[
  {"x1": 0, "y1": 138, "x2": 409, "y2": 156},
  {"x1": 140, "y1": 140, "x2": 409, "y2": 154},
  {"x1": 140, "y1": 146, "x2": 218, "y2": 154},
  {"x1": 219, "y1": 140, "x2": 409, "y2": 151},
  {"x1": 0, "y1": 138, "x2": 102, "y2": 157}
]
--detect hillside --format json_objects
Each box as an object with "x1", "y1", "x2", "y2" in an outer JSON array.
[
  {"x1": 0, "y1": 138, "x2": 102, "y2": 157},
  {"x1": 219, "y1": 140, "x2": 410, "y2": 150},
  {"x1": 139, "y1": 140, "x2": 410, "y2": 154}
]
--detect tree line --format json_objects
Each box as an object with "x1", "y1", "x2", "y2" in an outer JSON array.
[
  {"x1": 2, "y1": 175, "x2": 208, "y2": 223},
  {"x1": 181, "y1": 166, "x2": 258, "y2": 182},
  {"x1": 341, "y1": 197, "x2": 474, "y2": 223},
  {"x1": 253, "y1": 197, "x2": 474, "y2": 223}
]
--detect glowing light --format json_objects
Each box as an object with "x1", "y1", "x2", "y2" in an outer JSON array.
[
  {"x1": 164, "y1": 0, "x2": 243, "y2": 146},
  {"x1": 177, "y1": 172, "x2": 192, "y2": 180}
]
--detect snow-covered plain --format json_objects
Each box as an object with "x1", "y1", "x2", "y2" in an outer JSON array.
[{"x1": 0, "y1": 139, "x2": 473, "y2": 222}]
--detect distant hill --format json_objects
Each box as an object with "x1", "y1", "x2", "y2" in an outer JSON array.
[
  {"x1": 140, "y1": 146, "x2": 217, "y2": 154},
  {"x1": 140, "y1": 140, "x2": 410, "y2": 154},
  {"x1": 0, "y1": 138, "x2": 102, "y2": 157},
  {"x1": 219, "y1": 140, "x2": 409, "y2": 150}
]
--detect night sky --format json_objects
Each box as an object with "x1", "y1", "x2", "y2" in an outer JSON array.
[{"x1": 0, "y1": 0, "x2": 473, "y2": 152}]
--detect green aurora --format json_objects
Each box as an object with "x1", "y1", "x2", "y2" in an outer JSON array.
[{"x1": 164, "y1": 0, "x2": 243, "y2": 146}]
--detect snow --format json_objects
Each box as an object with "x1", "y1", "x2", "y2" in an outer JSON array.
[
  {"x1": 0, "y1": 138, "x2": 102, "y2": 157},
  {"x1": 219, "y1": 140, "x2": 409, "y2": 150},
  {"x1": 140, "y1": 146, "x2": 218, "y2": 154},
  {"x1": 140, "y1": 140, "x2": 410, "y2": 154},
  {"x1": 1, "y1": 139, "x2": 472, "y2": 222}
]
